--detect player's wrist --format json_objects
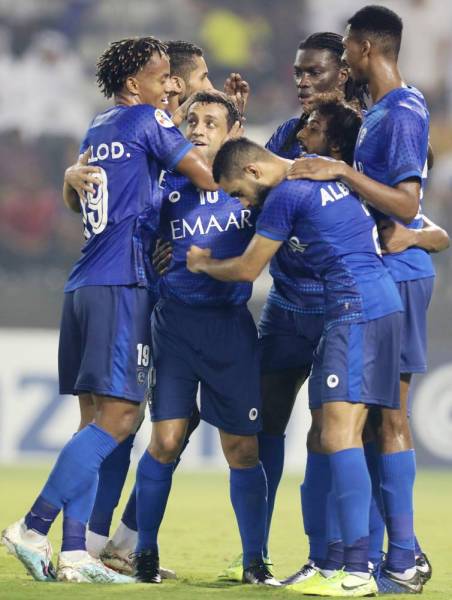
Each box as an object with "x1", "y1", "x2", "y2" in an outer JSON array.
[{"x1": 336, "y1": 161, "x2": 352, "y2": 181}]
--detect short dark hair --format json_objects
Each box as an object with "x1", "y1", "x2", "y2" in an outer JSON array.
[
  {"x1": 96, "y1": 36, "x2": 167, "y2": 98},
  {"x1": 306, "y1": 93, "x2": 362, "y2": 165},
  {"x1": 186, "y1": 90, "x2": 241, "y2": 130},
  {"x1": 348, "y1": 5, "x2": 403, "y2": 57},
  {"x1": 165, "y1": 40, "x2": 203, "y2": 81},
  {"x1": 212, "y1": 138, "x2": 270, "y2": 183}
]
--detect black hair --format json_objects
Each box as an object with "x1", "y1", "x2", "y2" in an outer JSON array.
[
  {"x1": 306, "y1": 93, "x2": 362, "y2": 165},
  {"x1": 281, "y1": 31, "x2": 366, "y2": 154},
  {"x1": 96, "y1": 36, "x2": 167, "y2": 98},
  {"x1": 212, "y1": 138, "x2": 269, "y2": 184},
  {"x1": 165, "y1": 40, "x2": 204, "y2": 81},
  {"x1": 348, "y1": 5, "x2": 403, "y2": 57},
  {"x1": 186, "y1": 90, "x2": 241, "y2": 130}
]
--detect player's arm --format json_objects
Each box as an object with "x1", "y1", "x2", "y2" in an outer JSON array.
[
  {"x1": 379, "y1": 216, "x2": 450, "y2": 254},
  {"x1": 63, "y1": 149, "x2": 101, "y2": 213},
  {"x1": 174, "y1": 147, "x2": 219, "y2": 191},
  {"x1": 287, "y1": 157, "x2": 419, "y2": 224},
  {"x1": 186, "y1": 234, "x2": 282, "y2": 282}
]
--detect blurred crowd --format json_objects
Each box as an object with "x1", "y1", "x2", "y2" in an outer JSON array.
[{"x1": 0, "y1": 0, "x2": 451, "y2": 332}]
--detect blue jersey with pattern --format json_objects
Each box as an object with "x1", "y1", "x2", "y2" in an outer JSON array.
[
  {"x1": 266, "y1": 117, "x2": 303, "y2": 159},
  {"x1": 354, "y1": 86, "x2": 434, "y2": 282},
  {"x1": 256, "y1": 176, "x2": 403, "y2": 326},
  {"x1": 266, "y1": 118, "x2": 325, "y2": 314},
  {"x1": 65, "y1": 104, "x2": 192, "y2": 292},
  {"x1": 158, "y1": 171, "x2": 256, "y2": 307}
]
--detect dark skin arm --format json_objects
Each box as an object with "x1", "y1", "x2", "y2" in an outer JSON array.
[
  {"x1": 186, "y1": 234, "x2": 282, "y2": 282},
  {"x1": 287, "y1": 157, "x2": 420, "y2": 224},
  {"x1": 63, "y1": 149, "x2": 100, "y2": 213},
  {"x1": 379, "y1": 215, "x2": 450, "y2": 254}
]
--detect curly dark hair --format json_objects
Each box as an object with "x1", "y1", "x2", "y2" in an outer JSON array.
[
  {"x1": 305, "y1": 92, "x2": 363, "y2": 165},
  {"x1": 96, "y1": 36, "x2": 168, "y2": 98}
]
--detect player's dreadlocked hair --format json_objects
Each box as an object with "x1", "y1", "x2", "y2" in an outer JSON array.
[
  {"x1": 166, "y1": 40, "x2": 204, "y2": 82},
  {"x1": 186, "y1": 90, "x2": 241, "y2": 130},
  {"x1": 305, "y1": 92, "x2": 363, "y2": 166},
  {"x1": 96, "y1": 36, "x2": 168, "y2": 98},
  {"x1": 281, "y1": 31, "x2": 366, "y2": 154}
]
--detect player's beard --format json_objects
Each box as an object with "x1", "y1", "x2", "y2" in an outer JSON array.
[{"x1": 253, "y1": 183, "x2": 271, "y2": 208}]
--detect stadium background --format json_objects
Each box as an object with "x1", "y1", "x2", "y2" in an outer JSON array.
[{"x1": 0, "y1": 0, "x2": 451, "y2": 470}]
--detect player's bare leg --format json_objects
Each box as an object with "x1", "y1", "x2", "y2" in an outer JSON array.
[{"x1": 78, "y1": 393, "x2": 95, "y2": 431}]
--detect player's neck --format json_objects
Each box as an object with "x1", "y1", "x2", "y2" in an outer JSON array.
[
  {"x1": 113, "y1": 91, "x2": 144, "y2": 107},
  {"x1": 271, "y1": 157, "x2": 293, "y2": 186},
  {"x1": 367, "y1": 57, "x2": 404, "y2": 103}
]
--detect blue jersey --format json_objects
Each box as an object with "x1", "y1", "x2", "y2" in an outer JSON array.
[
  {"x1": 354, "y1": 86, "x2": 434, "y2": 282},
  {"x1": 266, "y1": 119, "x2": 325, "y2": 314},
  {"x1": 65, "y1": 105, "x2": 192, "y2": 292},
  {"x1": 256, "y1": 176, "x2": 403, "y2": 326},
  {"x1": 158, "y1": 171, "x2": 256, "y2": 307},
  {"x1": 266, "y1": 117, "x2": 303, "y2": 160}
]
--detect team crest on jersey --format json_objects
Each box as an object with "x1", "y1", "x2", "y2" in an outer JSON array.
[{"x1": 154, "y1": 109, "x2": 174, "y2": 128}]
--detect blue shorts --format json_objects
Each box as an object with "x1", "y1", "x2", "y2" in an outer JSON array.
[
  {"x1": 150, "y1": 298, "x2": 261, "y2": 435},
  {"x1": 258, "y1": 301, "x2": 324, "y2": 373},
  {"x1": 396, "y1": 277, "x2": 434, "y2": 374},
  {"x1": 309, "y1": 312, "x2": 402, "y2": 410},
  {"x1": 59, "y1": 285, "x2": 154, "y2": 402}
]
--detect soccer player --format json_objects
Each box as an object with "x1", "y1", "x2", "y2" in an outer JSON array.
[
  {"x1": 125, "y1": 90, "x2": 278, "y2": 587},
  {"x1": 82, "y1": 41, "x2": 250, "y2": 574},
  {"x1": 1, "y1": 36, "x2": 218, "y2": 584},
  {"x1": 287, "y1": 5, "x2": 434, "y2": 593},
  {"x1": 187, "y1": 129, "x2": 404, "y2": 597}
]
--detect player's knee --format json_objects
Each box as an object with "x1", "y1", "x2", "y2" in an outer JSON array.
[
  {"x1": 150, "y1": 431, "x2": 184, "y2": 463},
  {"x1": 306, "y1": 422, "x2": 323, "y2": 453},
  {"x1": 223, "y1": 435, "x2": 259, "y2": 469},
  {"x1": 380, "y1": 411, "x2": 410, "y2": 444}
]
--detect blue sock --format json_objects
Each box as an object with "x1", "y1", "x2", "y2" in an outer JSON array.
[
  {"x1": 89, "y1": 434, "x2": 135, "y2": 536},
  {"x1": 25, "y1": 498, "x2": 60, "y2": 535},
  {"x1": 25, "y1": 424, "x2": 117, "y2": 533},
  {"x1": 121, "y1": 435, "x2": 192, "y2": 535},
  {"x1": 329, "y1": 448, "x2": 371, "y2": 574},
  {"x1": 379, "y1": 450, "x2": 416, "y2": 572},
  {"x1": 323, "y1": 488, "x2": 343, "y2": 571},
  {"x1": 301, "y1": 451, "x2": 331, "y2": 566},
  {"x1": 122, "y1": 485, "x2": 137, "y2": 531},
  {"x1": 229, "y1": 462, "x2": 267, "y2": 569},
  {"x1": 364, "y1": 442, "x2": 386, "y2": 564},
  {"x1": 414, "y1": 536, "x2": 422, "y2": 557},
  {"x1": 61, "y1": 516, "x2": 86, "y2": 551},
  {"x1": 136, "y1": 451, "x2": 175, "y2": 552},
  {"x1": 258, "y1": 432, "x2": 285, "y2": 558}
]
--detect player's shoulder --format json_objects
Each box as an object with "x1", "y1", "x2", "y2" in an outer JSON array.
[
  {"x1": 269, "y1": 175, "x2": 315, "y2": 203},
  {"x1": 162, "y1": 170, "x2": 192, "y2": 193},
  {"x1": 266, "y1": 117, "x2": 299, "y2": 148},
  {"x1": 385, "y1": 86, "x2": 429, "y2": 122}
]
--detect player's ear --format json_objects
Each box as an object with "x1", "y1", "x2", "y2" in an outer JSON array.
[
  {"x1": 171, "y1": 75, "x2": 184, "y2": 96},
  {"x1": 244, "y1": 163, "x2": 261, "y2": 179},
  {"x1": 361, "y1": 39, "x2": 371, "y2": 59},
  {"x1": 125, "y1": 75, "x2": 140, "y2": 96},
  {"x1": 337, "y1": 66, "x2": 349, "y2": 88}
]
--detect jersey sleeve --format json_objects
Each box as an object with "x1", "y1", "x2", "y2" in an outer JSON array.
[
  {"x1": 385, "y1": 107, "x2": 427, "y2": 186},
  {"x1": 139, "y1": 107, "x2": 193, "y2": 171},
  {"x1": 256, "y1": 181, "x2": 307, "y2": 241}
]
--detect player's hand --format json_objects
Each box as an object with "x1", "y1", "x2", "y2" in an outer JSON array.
[
  {"x1": 152, "y1": 239, "x2": 172, "y2": 275},
  {"x1": 224, "y1": 72, "x2": 250, "y2": 119},
  {"x1": 287, "y1": 157, "x2": 346, "y2": 181},
  {"x1": 379, "y1": 219, "x2": 416, "y2": 254},
  {"x1": 186, "y1": 245, "x2": 212, "y2": 273},
  {"x1": 64, "y1": 149, "x2": 101, "y2": 197}
]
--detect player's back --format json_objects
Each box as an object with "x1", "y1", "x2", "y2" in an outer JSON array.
[
  {"x1": 354, "y1": 86, "x2": 433, "y2": 282},
  {"x1": 159, "y1": 171, "x2": 256, "y2": 307},
  {"x1": 65, "y1": 104, "x2": 192, "y2": 291},
  {"x1": 257, "y1": 176, "x2": 402, "y2": 323}
]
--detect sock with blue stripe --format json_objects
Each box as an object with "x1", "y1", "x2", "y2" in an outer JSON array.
[
  {"x1": 25, "y1": 424, "x2": 118, "y2": 535},
  {"x1": 301, "y1": 451, "x2": 331, "y2": 566},
  {"x1": 329, "y1": 448, "x2": 371, "y2": 574},
  {"x1": 323, "y1": 488, "x2": 343, "y2": 572},
  {"x1": 230, "y1": 462, "x2": 268, "y2": 569},
  {"x1": 364, "y1": 442, "x2": 386, "y2": 565},
  {"x1": 258, "y1": 432, "x2": 285, "y2": 558},
  {"x1": 379, "y1": 450, "x2": 416, "y2": 572},
  {"x1": 136, "y1": 451, "x2": 175, "y2": 552},
  {"x1": 88, "y1": 434, "x2": 135, "y2": 537}
]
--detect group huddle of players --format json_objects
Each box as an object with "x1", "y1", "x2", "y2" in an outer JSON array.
[{"x1": 2, "y1": 4, "x2": 449, "y2": 596}]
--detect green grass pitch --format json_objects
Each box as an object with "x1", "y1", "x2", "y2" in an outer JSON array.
[{"x1": 0, "y1": 466, "x2": 451, "y2": 599}]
